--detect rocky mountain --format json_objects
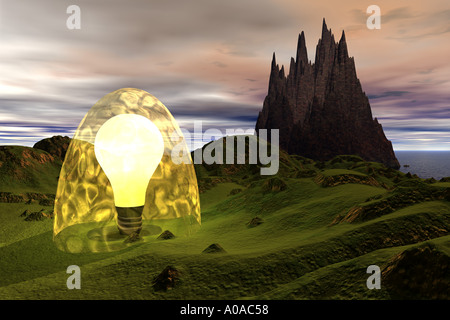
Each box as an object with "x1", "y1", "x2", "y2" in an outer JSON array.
[
  {"x1": 255, "y1": 19, "x2": 400, "y2": 169},
  {"x1": 0, "y1": 145, "x2": 61, "y2": 194},
  {"x1": 33, "y1": 135, "x2": 71, "y2": 162},
  {"x1": 0, "y1": 136, "x2": 70, "y2": 195}
]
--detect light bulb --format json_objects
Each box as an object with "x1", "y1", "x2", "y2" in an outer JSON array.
[{"x1": 94, "y1": 114, "x2": 164, "y2": 235}]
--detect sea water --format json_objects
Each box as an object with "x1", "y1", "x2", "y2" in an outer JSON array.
[{"x1": 395, "y1": 151, "x2": 450, "y2": 180}]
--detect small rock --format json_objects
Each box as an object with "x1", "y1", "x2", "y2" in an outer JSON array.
[
  {"x1": 445, "y1": 189, "x2": 450, "y2": 202},
  {"x1": 157, "y1": 230, "x2": 175, "y2": 240},
  {"x1": 202, "y1": 243, "x2": 226, "y2": 254},
  {"x1": 228, "y1": 188, "x2": 242, "y2": 196},
  {"x1": 247, "y1": 217, "x2": 264, "y2": 228},
  {"x1": 262, "y1": 177, "x2": 287, "y2": 193},
  {"x1": 424, "y1": 178, "x2": 437, "y2": 184},
  {"x1": 152, "y1": 266, "x2": 180, "y2": 291},
  {"x1": 39, "y1": 198, "x2": 55, "y2": 206},
  {"x1": 19, "y1": 209, "x2": 29, "y2": 217},
  {"x1": 123, "y1": 231, "x2": 142, "y2": 243},
  {"x1": 24, "y1": 210, "x2": 45, "y2": 221}
]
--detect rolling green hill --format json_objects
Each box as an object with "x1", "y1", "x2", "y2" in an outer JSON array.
[
  {"x1": 0, "y1": 136, "x2": 449, "y2": 299},
  {"x1": 0, "y1": 145, "x2": 61, "y2": 194}
]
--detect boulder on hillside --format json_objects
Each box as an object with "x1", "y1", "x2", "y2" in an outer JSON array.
[
  {"x1": 202, "y1": 243, "x2": 227, "y2": 254},
  {"x1": 157, "y1": 230, "x2": 176, "y2": 240},
  {"x1": 123, "y1": 231, "x2": 142, "y2": 244},
  {"x1": 247, "y1": 216, "x2": 264, "y2": 228},
  {"x1": 19, "y1": 209, "x2": 29, "y2": 217},
  {"x1": 262, "y1": 177, "x2": 287, "y2": 193},
  {"x1": 24, "y1": 209, "x2": 46, "y2": 221},
  {"x1": 228, "y1": 188, "x2": 243, "y2": 196},
  {"x1": 152, "y1": 266, "x2": 181, "y2": 291}
]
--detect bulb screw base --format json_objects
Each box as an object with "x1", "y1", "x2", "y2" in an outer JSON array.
[{"x1": 116, "y1": 206, "x2": 144, "y2": 235}]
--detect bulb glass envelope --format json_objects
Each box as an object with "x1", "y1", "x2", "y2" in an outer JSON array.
[{"x1": 53, "y1": 88, "x2": 200, "y2": 253}]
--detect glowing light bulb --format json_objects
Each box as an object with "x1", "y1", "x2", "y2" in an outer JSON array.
[{"x1": 94, "y1": 114, "x2": 164, "y2": 235}]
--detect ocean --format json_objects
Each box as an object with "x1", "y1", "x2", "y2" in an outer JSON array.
[{"x1": 395, "y1": 151, "x2": 450, "y2": 180}]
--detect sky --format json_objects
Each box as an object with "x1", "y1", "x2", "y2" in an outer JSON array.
[{"x1": 0, "y1": 0, "x2": 449, "y2": 150}]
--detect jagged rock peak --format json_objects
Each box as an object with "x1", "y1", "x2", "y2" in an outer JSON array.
[
  {"x1": 320, "y1": 18, "x2": 333, "y2": 42},
  {"x1": 271, "y1": 52, "x2": 278, "y2": 70},
  {"x1": 340, "y1": 29, "x2": 346, "y2": 43},
  {"x1": 255, "y1": 20, "x2": 400, "y2": 169},
  {"x1": 338, "y1": 30, "x2": 349, "y2": 62},
  {"x1": 296, "y1": 31, "x2": 308, "y2": 64}
]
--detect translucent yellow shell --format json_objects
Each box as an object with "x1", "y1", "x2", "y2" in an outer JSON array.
[{"x1": 53, "y1": 88, "x2": 200, "y2": 253}]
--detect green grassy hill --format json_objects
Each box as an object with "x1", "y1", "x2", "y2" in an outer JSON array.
[
  {"x1": 0, "y1": 136, "x2": 449, "y2": 299},
  {"x1": 0, "y1": 145, "x2": 61, "y2": 194}
]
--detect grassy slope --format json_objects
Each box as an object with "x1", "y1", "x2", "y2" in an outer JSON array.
[
  {"x1": 0, "y1": 144, "x2": 449, "y2": 299},
  {"x1": 0, "y1": 146, "x2": 61, "y2": 194}
]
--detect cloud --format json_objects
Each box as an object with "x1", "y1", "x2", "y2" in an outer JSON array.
[
  {"x1": 384, "y1": 8, "x2": 450, "y2": 41},
  {"x1": 349, "y1": 6, "x2": 418, "y2": 26},
  {"x1": 367, "y1": 91, "x2": 410, "y2": 100},
  {"x1": 381, "y1": 7, "x2": 418, "y2": 24},
  {"x1": 211, "y1": 61, "x2": 228, "y2": 68},
  {"x1": 0, "y1": 0, "x2": 449, "y2": 151}
]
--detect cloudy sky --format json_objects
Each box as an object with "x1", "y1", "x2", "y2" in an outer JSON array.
[{"x1": 0, "y1": 0, "x2": 449, "y2": 150}]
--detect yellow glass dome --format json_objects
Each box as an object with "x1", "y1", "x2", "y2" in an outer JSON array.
[{"x1": 53, "y1": 88, "x2": 200, "y2": 253}]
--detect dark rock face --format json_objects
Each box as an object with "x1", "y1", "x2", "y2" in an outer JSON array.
[
  {"x1": 256, "y1": 19, "x2": 399, "y2": 169},
  {"x1": 33, "y1": 135, "x2": 71, "y2": 162},
  {"x1": 0, "y1": 191, "x2": 55, "y2": 204},
  {"x1": 0, "y1": 146, "x2": 56, "y2": 169},
  {"x1": 23, "y1": 209, "x2": 54, "y2": 221},
  {"x1": 382, "y1": 245, "x2": 450, "y2": 299}
]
